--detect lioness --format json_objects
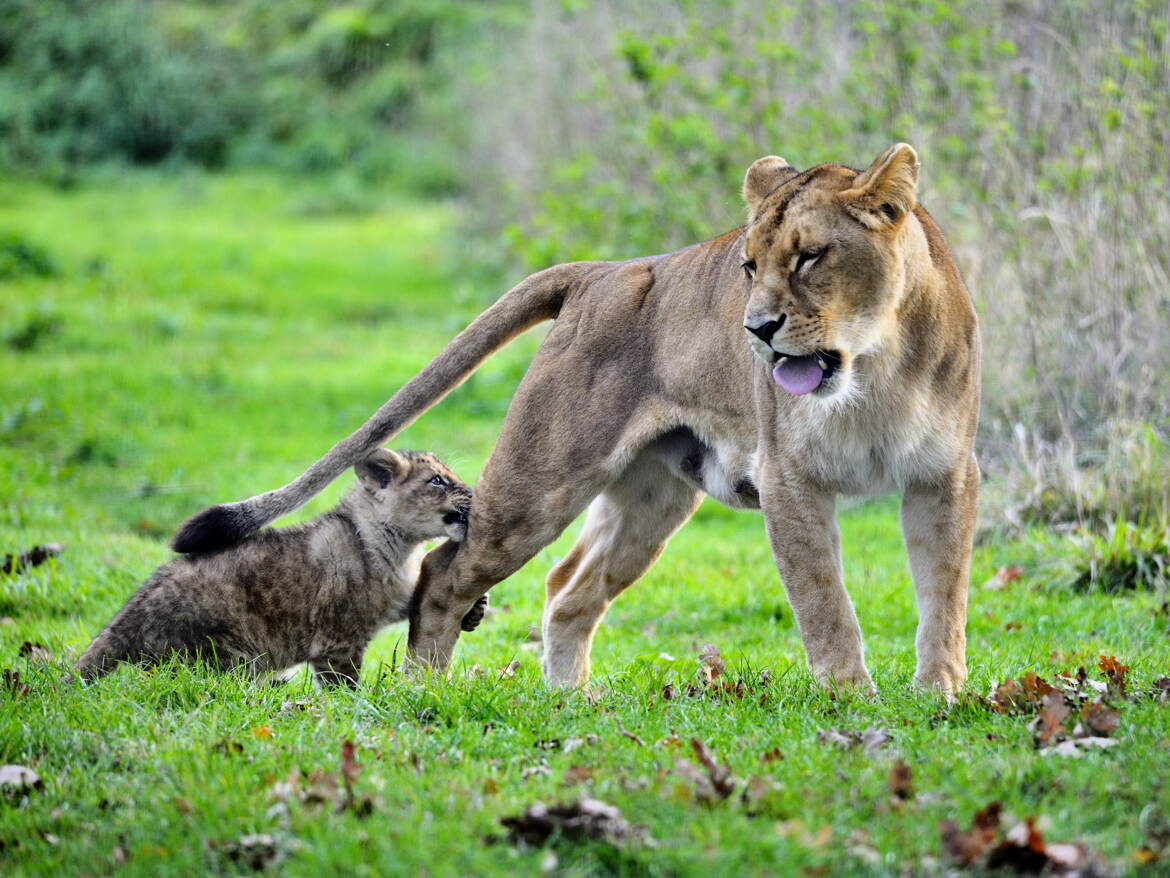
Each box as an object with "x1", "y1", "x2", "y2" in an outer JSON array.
[
  {"x1": 174, "y1": 145, "x2": 979, "y2": 695},
  {"x1": 80, "y1": 449, "x2": 480, "y2": 685}
]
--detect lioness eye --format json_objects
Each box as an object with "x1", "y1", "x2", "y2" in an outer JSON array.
[
  {"x1": 741, "y1": 259, "x2": 757, "y2": 281},
  {"x1": 794, "y1": 248, "x2": 825, "y2": 275},
  {"x1": 428, "y1": 475, "x2": 445, "y2": 486}
]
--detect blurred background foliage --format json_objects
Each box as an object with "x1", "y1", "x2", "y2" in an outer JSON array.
[{"x1": 1, "y1": 0, "x2": 1168, "y2": 535}]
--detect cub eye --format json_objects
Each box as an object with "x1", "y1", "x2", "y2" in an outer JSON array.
[
  {"x1": 428, "y1": 475, "x2": 445, "y2": 486},
  {"x1": 741, "y1": 259, "x2": 757, "y2": 281},
  {"x1": 793, "y1": 248, "x2": 825, "y2": 275}
]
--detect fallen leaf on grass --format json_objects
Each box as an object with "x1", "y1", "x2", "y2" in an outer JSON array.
[
  {"x1": 816, "y1": 726, "x2": 891, "y2": 755},
  {"x1": 942, "y1": 802, "x2": 1106, "y2": 874},
  {"x1": 498, "y1": 660, "x2": 521, "y2": 679},
  {"x1": 251, "y1": 724, "x2": 272, "y2": 740},
  {"x1": 1097, "y1": 655, "x2": 1129, "y2": 697},
  {"x1": 888, "y1": 760, "x2": 914, "y2": 802},
  {"x1": 1078, "y1": 702, "x2": 1119, "y2": 737},
  {"x1": 563, "y1": 765, "x2": 592, "y2": 787},
  {"x1": 497, "y1": 798, "x2": 645, "y2": 847},
  {"x1": 760, "y1": 747, "x2": 783, "y2": 764},
  {"x1": 214, "y1": 833, "x2": 298, "y2": 871},
  {"x1": 0, "y1": 765, "x2": 43, "y2": 796},
  {"x1": 1152, "y1": 677, "x2": 1170, "y2": 703},
  {"x1": 984, "y1": 563, "x2": 1023, "y2": 590},
  {"x1": 699, "y1": 643, "x2": 725, "y2": 683},
  {"x1": 1040, "y1": 737, "x2": 1118, "y2": 758},
  {"x1": 1033, "y1": 693, "x2": 1071, "y2": 747},
  {"x1": 561, "y1": 734, "x2": 600, "y2": 754},
  {"x1": 940, "y1": 801, "x2": 1003, "y2": 866},
  {"x1": 2, "y1": 668, "x2": 30, "y2": 696},
  {"x1": 17, "y1": 641, "x2": 52, "y2": 663},
  {"x1": 991, "y1": 666, "x2": 1127, "y2": 753},
  {"x1": 269, "y1": 741, "x2": 373, "y2": 816},
  {"x1": 674, "y1": 739, "x2": 737, "y2": 804},
  {"x1": 2, "y1": 543, "x2": 63, "y2": 576},
  {"x1": 619, "y1": 728, "x2": 646, "y2": 747}
]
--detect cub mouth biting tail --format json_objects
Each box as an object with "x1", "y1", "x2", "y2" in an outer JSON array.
[{"x1": 173, "y1": 144, "x2": 979, "y2": 696}]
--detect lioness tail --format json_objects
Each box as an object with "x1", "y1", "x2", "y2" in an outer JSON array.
[{"x1": 172, "y1": 263, "x2": 597, "y2": 553}]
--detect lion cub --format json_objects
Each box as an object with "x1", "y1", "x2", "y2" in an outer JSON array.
[{"x1": 77, "y1": 449, "x2": 482, "y2": 686}]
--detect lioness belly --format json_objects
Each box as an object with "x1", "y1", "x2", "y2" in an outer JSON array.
[{"x1": 647, "y1": 427, "x2": 760, "y2": 509}]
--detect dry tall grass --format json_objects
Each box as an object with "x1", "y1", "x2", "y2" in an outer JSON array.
[{"x1": 462, "y1": 0, "x2": 1170, "y2": 529}]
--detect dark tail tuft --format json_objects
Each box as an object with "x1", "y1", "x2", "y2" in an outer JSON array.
[{"x1": 171, "y1": 505, "x2": 257, "y2": 554}]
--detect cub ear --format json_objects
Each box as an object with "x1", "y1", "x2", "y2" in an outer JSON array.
[
  {"x1": 742, "y1": 155, "x2": 799, "y2": 219},
  {"x1": 840, "y1": 143, "x2": 919, "y2": 230},
  {"x1": 356, "y1": 449, "x2": 406, "y2": 492}
]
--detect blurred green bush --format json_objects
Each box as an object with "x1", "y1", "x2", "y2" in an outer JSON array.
[{"x1": 0, "y1": 0, "x2": 495, "y2": 192}]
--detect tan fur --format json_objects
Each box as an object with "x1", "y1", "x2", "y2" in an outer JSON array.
[{"x1": 174, "y1": 145, "x2": 979, "y2": 696}]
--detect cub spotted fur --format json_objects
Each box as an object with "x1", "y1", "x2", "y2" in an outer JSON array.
[
  {"x1": 78, "y1": 449, "x2": 481, "y2": 685},
  {"x1": 172, "y1": 145, "x2": 979, "y2": 697}
]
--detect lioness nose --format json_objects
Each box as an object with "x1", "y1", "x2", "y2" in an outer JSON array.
[{"x1": 745, "y1": 315, "x2": 786, "y2": 345}]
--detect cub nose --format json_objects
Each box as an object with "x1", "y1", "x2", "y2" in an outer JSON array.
[{"x1": 745, "y1": 315, "x2": 786, "y2": 345}]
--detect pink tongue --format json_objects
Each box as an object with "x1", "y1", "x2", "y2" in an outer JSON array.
[{"x1": 772, "y1": 356, "x2": 823, "y2": 395}]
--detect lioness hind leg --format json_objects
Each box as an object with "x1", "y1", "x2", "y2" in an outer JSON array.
[{"x1": 542, "y1": 452, "x2": 702, "y2": 688}]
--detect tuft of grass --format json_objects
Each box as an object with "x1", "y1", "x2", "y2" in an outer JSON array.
[
  {"x1": 1063, "y1": 518, "x2": 1170, "y2": 595},
  {"x1": 0, "y1": 230, "x2": 57, "y2": 281}
]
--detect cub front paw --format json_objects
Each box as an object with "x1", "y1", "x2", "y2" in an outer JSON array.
[{"x1": 460, "y1": 596, "x2": 488, "y2": 632}]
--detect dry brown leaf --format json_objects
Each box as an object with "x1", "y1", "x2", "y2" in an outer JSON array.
[
  {"x1": 760, "y1": 747, "x2": 783, "y2": 764},
  {"x1": 216, "y1": 833, "x2": 291, "y2": 871},
  {"x1": 563, "y1": 765, "x2": 592, "y2": 787},
  {"x1": 2, "y1": 668, "x2": 30, "y2": 696},
  {"x1": 0, "y1": 764, "x2": 43, "y2": 796},
  {"x1": 498, "y1": 798, "x2": 642, "y2": 846},
  {"x1": 498, "y1": 659, "x2": 521, "y2": 679},
  {"x1": 940, "y1": 801, "x2": 1003, "y2": 866},
  {"x1": 1152, "y1": 677, "x2": 1170, "y2": 703},
  {"x1": 1097, "y1": 655, "x2": 1129, "y2": 697},
  {"x1": 943, "y1": 803, "x2": 1105, "y2": 874},
  {"x1": 2, "y1": 543, "x2": 63, "y2": 576},
  {"x1": 1033, "y1": 692, "x2": 1071, "y2": 748},
  {"x1": 888, "y1": 760, "x2": 914, "y2": 802},
  {"x1": 1079, "y1": 702, "x2": 1119, "y2": 737},
  {"x1": 686, "y1": 738, "x2": 737, "y2": 802},
  {"x1": 817, "y1": 726, "x2": 890, "y2": 755},
  {"x1": 984, "y1": 563, "x2": 1023, "y2": 590},
  {"x1": 698, "y1": 643, "x2": 725, "y2": 683},
  {"x1": 619, "y1": 729, "x2": 646, "y2": 747},
  {"x1": 17, "y1": 641, "x2": 52, "y2": 663}
]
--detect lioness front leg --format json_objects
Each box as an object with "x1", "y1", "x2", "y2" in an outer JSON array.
[
  {"x1": 760, "y1": 471, "x2": 873, "y2": 692},
  {"x1": 901, "y1": 453, "x2": 979, "y2": 696}
]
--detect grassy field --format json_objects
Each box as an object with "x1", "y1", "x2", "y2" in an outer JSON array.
[{"x1": 1, "y1": 173, "x2": 1167, "y2": 876}]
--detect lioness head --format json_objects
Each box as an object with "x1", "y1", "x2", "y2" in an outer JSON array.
[
  {"x1": 355, "y1": 449, "x2": 472, "y2": 542},
  {"x1": 740, "y1": 143, "x2": 921, "y2": 401}
]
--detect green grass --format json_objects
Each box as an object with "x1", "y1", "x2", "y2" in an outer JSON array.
[{"x1": 1, "y1": 172, "x2": 1168, "y2": 876}]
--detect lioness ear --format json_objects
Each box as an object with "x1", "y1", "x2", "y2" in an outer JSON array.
[
  {"x1": 356, "y1": 449, "x2": 405, "y2": 492},
  {"x1": 840, "y1": 143, "x2": 919, "y2": 230},
  {"x1": 742, "y1": 155, "x2": 799, "y2": 219}
]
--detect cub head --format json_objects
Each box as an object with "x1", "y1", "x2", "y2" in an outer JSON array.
[
  {"x1": 739, "y1": 143, "x2": 921, "y2": 401},
  {"x1": 355, "y1": 449, "x2": 472, "y2": 542}
]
